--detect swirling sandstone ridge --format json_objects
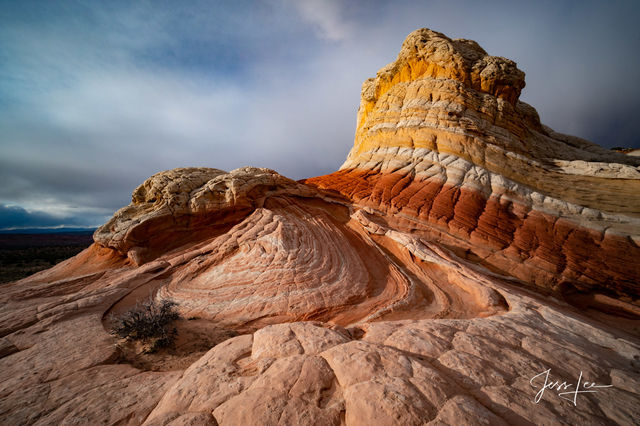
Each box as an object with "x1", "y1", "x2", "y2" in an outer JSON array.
[{"x1": 1, "y1": 28, "x2": 639, "y2": 425}]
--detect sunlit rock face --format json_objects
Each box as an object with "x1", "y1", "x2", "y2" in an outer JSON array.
[
  {"x1": 307, "y1": 28, "x2": 640, "y2": 304},
  {"x1": 1, "y1": 28, "x2": 639, "y2": 425}
]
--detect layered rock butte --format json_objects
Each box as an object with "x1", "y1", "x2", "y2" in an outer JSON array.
[{"x1": 1, "y1": 28, "x2": 639, "y2": 425}]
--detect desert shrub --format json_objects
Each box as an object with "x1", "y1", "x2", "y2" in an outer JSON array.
[{"x1": 109, "y1": 298, "x2": 180, "y2": 351}]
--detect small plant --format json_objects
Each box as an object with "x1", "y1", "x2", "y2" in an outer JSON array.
[{"x1": 109, "y1": 298, "x2": 181, "y2": 352}]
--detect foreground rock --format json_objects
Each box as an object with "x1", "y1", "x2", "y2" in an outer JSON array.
[{"x1": 1, "y1": 28, "x2": 638, "y2": 425}]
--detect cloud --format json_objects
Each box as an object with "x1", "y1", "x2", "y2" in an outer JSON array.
[
  {"x1": 0, "y1": 204, "x2": 104, "y2": 231},
  {"x1": 286, "y1": 0, "x2": 352, "y2": 41}
]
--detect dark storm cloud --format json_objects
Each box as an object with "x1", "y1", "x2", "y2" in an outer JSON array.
[
  {"x1": 0, "y1": 204, "x2": 103, "y2": 230},
  {"x1": 1, "y1": 0, "x2": 639, "y2": 229}
]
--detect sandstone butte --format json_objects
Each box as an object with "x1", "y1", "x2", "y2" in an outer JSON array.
[{"x1": 1, "y1": 28, "x2": 639, "y2": 425}]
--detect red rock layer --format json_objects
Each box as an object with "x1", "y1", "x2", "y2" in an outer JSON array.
[
  {"x1": 140, "y1": 194, "x2": 507, "y2": 328},
  {"x1": 305, "y1": 169, "x2": 640, "y2": 304}
]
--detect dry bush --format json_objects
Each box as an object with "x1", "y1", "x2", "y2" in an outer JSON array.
[{"x1": 109, "y1": 298, "x2": 180, "y2": 351}]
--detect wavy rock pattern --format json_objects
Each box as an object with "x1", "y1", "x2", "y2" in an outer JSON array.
[
  {"x1": 1, "y1": 28, "x2": 639, "y2": 425},
  {"x1": 94, "y1": 167, "x2": 317, "y2": 266}
]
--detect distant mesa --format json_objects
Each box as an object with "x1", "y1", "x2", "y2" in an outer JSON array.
[{"x1": 612, "y1": 147, "x2": 640, "y2": 156}]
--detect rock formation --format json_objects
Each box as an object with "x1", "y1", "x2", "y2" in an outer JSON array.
[
  {"x1": 307, "y1": 28, "x2": 640, "y2": 306},
  {"x1": 1, "y1": 28, "x2": 638, "y2": 425}
]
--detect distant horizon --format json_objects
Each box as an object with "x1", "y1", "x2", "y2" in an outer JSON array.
[
  {"x1": 0, "y1": 226, "x2": 97, "y2": 234},
  {"x1": 2, "y1": 0, "x2": 639, "y2": 230}
]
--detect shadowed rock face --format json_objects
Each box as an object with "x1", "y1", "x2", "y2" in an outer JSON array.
[{"x1": 1, "y1": 28, "x2": 639, "y2": 425}]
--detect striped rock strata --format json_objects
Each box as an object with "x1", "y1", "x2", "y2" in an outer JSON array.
[
  {"x1": 1, "y1": 28, "x2": 639, "y2": 425},
  {"x1": 306, "y1": 28, "x2": 640, "y2": 306}
]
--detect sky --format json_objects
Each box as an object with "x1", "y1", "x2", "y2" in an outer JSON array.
[{"x1": 1, "y1": 0, "x2": 639, "y2": 230}]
